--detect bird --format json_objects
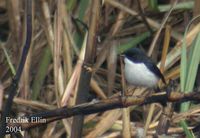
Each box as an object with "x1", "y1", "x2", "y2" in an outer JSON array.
[{"x1": 123, "y1": 48, "x2": 166, "y2": 88}]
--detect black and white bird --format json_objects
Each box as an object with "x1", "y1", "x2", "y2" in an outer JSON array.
[{"x1": 123, "y1": 48, "x2": 166, "y2": 88}]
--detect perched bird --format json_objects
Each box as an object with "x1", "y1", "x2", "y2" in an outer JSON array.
[{"x1": 123, "y1": 48, "x2": 166, "y2": 88}]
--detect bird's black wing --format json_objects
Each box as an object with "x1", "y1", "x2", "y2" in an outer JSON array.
[{"x1": 145, "y1": 61, "x2": 166, "y2": 84}]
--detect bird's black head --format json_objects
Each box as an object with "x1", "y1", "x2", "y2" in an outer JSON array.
[
  {"x1": 124, "y1": 47, "x2": 146, "y2": 55},
  {"x1": 123, "y1": 48, "x2": 150, "y2": 63}
]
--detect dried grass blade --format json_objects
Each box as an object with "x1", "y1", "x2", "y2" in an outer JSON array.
[
  {"x1": 107, "y1": 44, "x2": 117, "y2": 96},
  {"x1": 85, "y1": 109, "x2": 122, "y2": 138}
]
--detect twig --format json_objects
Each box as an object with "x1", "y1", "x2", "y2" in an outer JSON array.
[
  {"x1": 120, "y1": 55, "x2": 131, "y2": 138},
  {"x1": 4, "y1": 91, "x2": 200, "y2": 134},
  {"x1": 0, "y1": 0, "x2": 33, "y2": 137},
  {"x1": 70, "y1": 1, "x2": 100, "y2": 138}
]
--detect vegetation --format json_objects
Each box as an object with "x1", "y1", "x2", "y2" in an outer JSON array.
[{"x1": 0, "y1": 0, "x2": 199, "y2": 137}]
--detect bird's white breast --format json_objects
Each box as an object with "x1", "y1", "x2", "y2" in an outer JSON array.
[{"x1": 124, "y1": 57, "x2": 159, "y2": 87}]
